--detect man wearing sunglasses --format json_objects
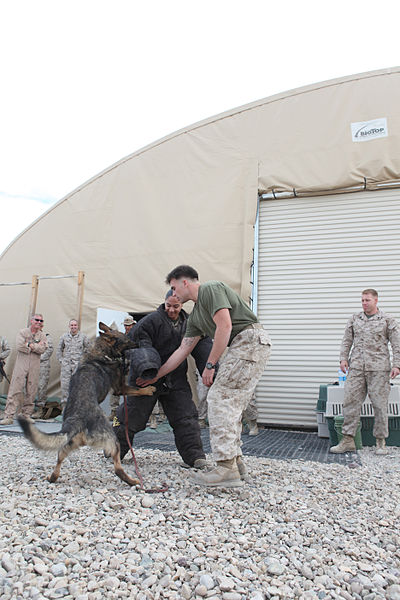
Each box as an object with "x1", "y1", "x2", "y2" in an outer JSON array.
[
  {"x1": 56, "y1": 319, "x2": 90, "y2": 412},
  {"x1": 0, "y1": 314, "x2": 48, "y2": 425}
]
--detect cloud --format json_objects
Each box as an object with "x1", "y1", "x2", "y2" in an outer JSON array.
[
  {"x1": 0, "y1": 192, "x2": 57, "y2": 254},
  {"x1": 1, "y1": 0, "x2": 398, "y2": 260}
]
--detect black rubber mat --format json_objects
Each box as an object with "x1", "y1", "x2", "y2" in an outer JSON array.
[
  {"x1": 1, "y1": 421, "x2": 359, "y2": 465},
  {"x1": 134, "y1": 427, "x2": 359, "y2": 465}
]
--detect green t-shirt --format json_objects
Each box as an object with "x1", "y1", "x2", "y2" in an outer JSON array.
[{"x1": 185, "y1": 281, "x2": 258, "y2": 344}]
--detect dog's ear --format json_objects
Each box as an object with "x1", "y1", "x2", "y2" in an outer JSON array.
[
  {"x1": 99, "y1": 322, "x2": 111, "y2": 334},
  {"x1": 99, "y1": 333, "x2": 116, "y2": 346}
]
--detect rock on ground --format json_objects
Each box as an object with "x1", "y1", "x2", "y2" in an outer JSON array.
[{"x1": 0, "y1": 436, "x2": 399, "y2": 599}]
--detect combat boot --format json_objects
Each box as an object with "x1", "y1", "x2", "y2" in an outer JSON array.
[
  {"x1": 236, "y1": 456, "x2": 248, "y2": 480},
  {"x1": 248, "y1": 420, "x2": 259, "y2": 436},
  {"x1": 190, "y1": 458, "x2": 244, "y2": 488},
  {"x1": 375, "y1": 438, "x2": 388, "y2": 455},
  {"x1": 180, "y1": 457, "x2": 208, "y2": 470},
  {"x1": 32, "y1": 407, "x2": 46, "y2": 419},
  {"x1": 193, "y1": 458, "x2": 208, "y2": 470},
  {"x1": 0, "y1": 417, "x2": 13, "y2": 426},
  {"x1": 329, "y1": 435, "x2": 356, "y2": 453}
]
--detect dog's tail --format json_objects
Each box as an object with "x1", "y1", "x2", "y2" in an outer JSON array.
[{"x1": 18, "y1": 417, "x2": 68, "y2": 451}]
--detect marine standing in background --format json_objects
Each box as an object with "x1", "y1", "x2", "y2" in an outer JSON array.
[
  {"x1": 57, "y1": 319, "x2": 90, "y2": 410},
  {"x1": 0, "y1": 335, "x2": 11, "y2": 384},
  {"x1": 32, "y1": 324, "x2": 54, "y2": 419},
  {"x1": 0, "y1": 315, "x2": 48, "y2": 425},
  {"x1": 330, "y1": 289, "x2": 400, "y2": 455}
]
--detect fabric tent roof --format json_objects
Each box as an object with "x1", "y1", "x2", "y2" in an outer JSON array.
[{"x1": 1, "y1": 66, "x2": 400, "y2": 396}]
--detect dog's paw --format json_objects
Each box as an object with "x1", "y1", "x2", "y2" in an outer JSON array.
[
  {"x1": 140, "y1": 385, "x2": 156, "y2": 396},
  {"x1": 124, "y1": 385, "x2": 157, "y2": 396}
]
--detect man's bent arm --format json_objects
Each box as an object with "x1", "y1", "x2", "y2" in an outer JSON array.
[
  {"x1": 16, "y1": 330, "x2": 30, "y2": 354},
  {"x1": 157, "y1": 336, "x2": 200, "y2": 379},
  {"x1": 388, "y1": 317, "x2": 400, "y2": 369},
  {"x1": 202, "y1": 308, "x2": 232, "y2": 387},
  {"x1": 136, "y1": 336, "x2": 201, "y2": 386},
  {"x1": 207, "y1": 308, "x2": 232, "y2": 366}
]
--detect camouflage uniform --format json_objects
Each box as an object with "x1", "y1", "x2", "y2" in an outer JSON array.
[
  {"x1": 196, "y1": 370, "x2": 209, "y2": 420},
  {"x1": 340, "y1": 310, "x2": 400, "y2": 439},
  {"x1": 207, "y1": 325, "x2": 271, "y2": 461},
  {"x1": 37, "y1": 333, "x2": 54, "y2": 406},
  {"x1": 0, "y1": 336, "x2": 11, "y2": 383},
  {"x1": 57, "y1": 331, "x2": 90, "y2": 404},
  {"x1": 242, "y1": 392, "x2": 258, "y2": 422},
  {"x1": 109, "y1": 317, "x2": 136, "y2": 420},
  {"x1": 149, "y1": 400, "x2": 165, "y2": 420},
  {"x1": 3, "y1": 328, "x2": 48, "y2": 419},
  {"x1": 109, "y1": 393, "x2": 121, "y2": 415},
  {"x1": 196, "y1": 372, "x2": 258, "y2": 422}
]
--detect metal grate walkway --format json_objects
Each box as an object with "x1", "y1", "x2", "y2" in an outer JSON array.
[
  {"x1": 0, "y1": 421, "x2": 359, "y2": 465},
  {"x1": 134, "y1": 427, "x2": 357, "y2": 465}
]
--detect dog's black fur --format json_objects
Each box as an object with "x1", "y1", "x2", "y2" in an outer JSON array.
[{"x1": 18, "y1": 322, "x2": 155, "y2": 486}]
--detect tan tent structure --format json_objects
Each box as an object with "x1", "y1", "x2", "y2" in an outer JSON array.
[{"x1": 1, "y1": 66, "x2": 400, "y2": 426}]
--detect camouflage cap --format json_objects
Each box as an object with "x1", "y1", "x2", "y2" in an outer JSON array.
[{"x1": 123, "y1": 316, "x2": 136, "y2": 326}]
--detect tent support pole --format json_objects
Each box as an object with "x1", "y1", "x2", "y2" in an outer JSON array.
[
  {"x1": 28, "y1": 275, "x2": 39, "y2": 326},
  {"x1": 76, "y1": 271, "x2": 85, "y2": 329}
]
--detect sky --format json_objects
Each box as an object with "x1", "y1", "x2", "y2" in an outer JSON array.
[{"x1": 1, "y1": 0, "x2": 400, "y2": 254}]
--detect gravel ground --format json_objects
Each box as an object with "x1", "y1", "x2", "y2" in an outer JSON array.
[{"x1": 0, "y1": 436, "x2": 399, "y2": 600}]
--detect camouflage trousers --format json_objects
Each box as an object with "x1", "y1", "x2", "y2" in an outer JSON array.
[
  {"x1": 196, "y1": 377, "x2": 209, "y2": 420},
  {"x1": 37, "y1": 360, "x2": 51, "y2": 406},
  {"x1": 242, "y1": 392, "x2": 258, "y2": 422},
  {"x1": 207, "y1": 325, "x2": 271, "y2": 461},
  {"x1": 197, "y1": 384, "x2": 258, "y2": 423},
  {"x1": 150, "y1": 400, "x2": 165, "y2": 418},
  {"x1": 110, "y1": 394, "x2": 121, "y2": 410},
  {"x1": 342, "y1": 369, "x2": 391, "y2": 439},
  {"x1": 60, "y1": 364, "x2": 78, "y2": 403}
]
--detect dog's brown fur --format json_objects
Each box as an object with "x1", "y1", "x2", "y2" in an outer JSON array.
[{"x1": 18, "y1": 322, "x2": 155, "y2": 486}]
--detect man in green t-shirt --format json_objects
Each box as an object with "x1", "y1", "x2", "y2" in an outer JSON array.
[{"x1": 137, "y1": 265, "x2": 272, "y2": 488}]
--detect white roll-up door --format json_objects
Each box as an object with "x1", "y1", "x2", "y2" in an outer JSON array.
[{"x1": 256, "y1": 188, "x2": 400, "y2": 427}]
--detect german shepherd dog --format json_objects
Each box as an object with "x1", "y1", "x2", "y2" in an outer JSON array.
[{"x1": 18, "y1": 322, "x2": 155, "y2": 487}]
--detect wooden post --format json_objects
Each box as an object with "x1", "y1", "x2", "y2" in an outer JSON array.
[
  {"x1": 28, "y1": 275, "x2": 39, "y2": 326},
  {"x1": 76, "y1": 271, "x2": 85, "y2": 329}
]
